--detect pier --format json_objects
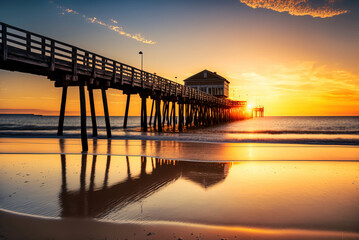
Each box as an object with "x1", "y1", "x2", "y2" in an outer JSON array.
[
  {"x1": 0, "y1": 22, "x2": 258, "y2": 151},
  {"x1": 253, "y1": 106, "x2": 264, "y2": 118}
]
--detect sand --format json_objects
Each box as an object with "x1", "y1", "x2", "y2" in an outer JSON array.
[
  {"x1": 1, "y1": 137, "x2": 359, "y2": 239},
  {"x1": 2, "y1": 209, "x2": 359, "y2": 240}
]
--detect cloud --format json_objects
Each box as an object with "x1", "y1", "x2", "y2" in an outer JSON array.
[
  {"x1": 55, "y1": 5, "x2": 156, "y2": 44},
  {"x1": 239, "y1": 0, "x2": 349, "y2": 18}
]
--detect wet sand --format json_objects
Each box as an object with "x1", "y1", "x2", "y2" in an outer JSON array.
[
  {"x1": 1, "y1": 209, "x2": 359, "y2": 240},
  {"x1": 0, "y1": 138, "x2": 359, "y2": 239}
]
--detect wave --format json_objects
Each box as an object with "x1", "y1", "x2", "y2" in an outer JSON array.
[
  {"x1": 1, "y1": 124, "x2": 359, "y2": 135},
  {"x1": 0, "y1": 124, "x2": 138, "y2": 131},
  {"x1": 1, "y1": 131, "x2": 358, "y2": 145},
  {"x1": 209, "y1": 130, "x2": 359, "y2": 135}
]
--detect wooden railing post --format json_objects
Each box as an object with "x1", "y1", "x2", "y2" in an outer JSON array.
[
  {"x1": 141, "y1": 70, "x2": 144, "y2": 88},
  {"x1": 72, "y1": 47, "x2": 77, "y2": 78},
  {"x1": 113, "y1": 61, "x2": 117, "y2": 82},
  {"x1": 120, "y1": 64, "x2": 123, "y2": 85},
  {"x1": 41, "y1": 38, "x2": 46, "y2": 56},
  {"x1": 131, "y1": 68, "x2": 135, "y2": 87},
  {"x1": 92, "y1": 54, "x2": 97, "y2": 79},
  {"x1": 1, "y1": 24, "x2": 7, "y2": 61},
  {"x1": 26, "y1": 33, "x2": 31, "y2": 52},
  {"x1": 168, "y1": 82, "x2": 172, "y2": 97},
  {"x1": 146, "y1": 72, "x2": 149, "y2": 88},
  {"x1": 50, "y1": 40, "x2": 55, "y2": 71},
  {"x1": 102, "y1": 58, "x2": 106, "y2": 72},
  {"x1": 84, "y1": 52, "x2": 89, "y2": 69}
]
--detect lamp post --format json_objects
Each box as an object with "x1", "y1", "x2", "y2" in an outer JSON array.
[
  {"x1": 175, "y1": 76, "x2": 177, "y2": 83},
  {"x1": 138, "y1": 51, "x2": 143, "y2": 71}
]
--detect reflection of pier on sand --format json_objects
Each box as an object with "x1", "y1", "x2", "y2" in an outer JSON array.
[{"x1": 59, "y1": 139, "x2": 231, "y2": 218}]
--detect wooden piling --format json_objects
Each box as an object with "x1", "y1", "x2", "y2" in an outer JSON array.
[
  {"x1": 178, "y1": 103, "x2": 183, "y2": 131},
  {"x1": 149, "y1": 99, "x2": 155, "y2": 127},
  {"x1": 123, "y1": 94, "x2": 131, "y2": 128},
  {"x1": 57, "y1": 86, "x2": 68, "y2": 136},
  {"x1": 101, "y1": 88, "x2": 111, "y2": 138},
  {"x1": 166, "y1": 102, "x2": 170, "y2": 127},
  {"x1": 141, "y1": 95, "x2": 148, "y2": 132},
  {"x1": 162, "y1": 101, "x2": 167, "y2": 127},
  {"x1": 79, "y1": 84, "x2": 88, "y2": 151},
  {"x1": 169, "y1": 102, "x2": 173, "y2": 126},
  {"x1": 172, "y1": 101, "x2": 176, "y2": 131},
  {"x1": 156, "y1": 98, "x2": 162, "y2": 132},
  {"x1": 88, "y1": 87, "x2": 98, "y2": 137},
  {"x1": 153, "y1": 100, "x2": 157, "y2": 130},
  {"x1": 140, "y1": 98, "x2": 144, "y2": 129}
]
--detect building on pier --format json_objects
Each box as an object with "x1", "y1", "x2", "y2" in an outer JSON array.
[{"x1": 184, "y1": 70, "x2": 229, "y2": 98}]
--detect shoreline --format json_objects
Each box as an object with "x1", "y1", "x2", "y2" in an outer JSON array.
[
  {"x1": 1, "y1": 138, "x2": 359, "y2": 239},
  {"x1": 0, "y1": 137, "x2": 358, "y2": 161},
  {"x1": 1, "y1": 209, "x2": 359, "y2": 240},
  {"x1": 1, "y1": 134, "x2": 358, "y2": 146}
]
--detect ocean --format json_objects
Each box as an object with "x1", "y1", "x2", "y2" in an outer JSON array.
[{"x1": 0, "y1": 115, "x2": 358, "y2": 145}]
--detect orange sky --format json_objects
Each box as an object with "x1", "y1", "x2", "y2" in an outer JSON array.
[{"x1": 0, "y1": 0, "x2": 358, "y2": 116}]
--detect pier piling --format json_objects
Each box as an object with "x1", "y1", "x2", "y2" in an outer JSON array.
[
  {"x1": 123, "y1": 94, "x2": 131, "y2": 128},
  {"x1": 101, "y1": 88, "x2": 111, "y2": 138},
  {"x1": 57, "y1": 86, "x2": 68, "y2": 136},
  {"x1": 79, "y1": 83, "x2": 88, "y2": 152},
  {"x1": 88, "y1": 87, "x2": 98, "y2": 137}
]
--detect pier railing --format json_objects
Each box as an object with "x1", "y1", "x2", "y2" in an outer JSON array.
[{"x1": 0, "y1": 22, "x2": 232, "y2": 106}]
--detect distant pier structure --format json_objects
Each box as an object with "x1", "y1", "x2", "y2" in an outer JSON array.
[
  {"x1": 252, "y1": 106, "x2": 264, "y2": 118},
  {"x1": 0, "y1": 22, "x2": 262, "y2": 151}
]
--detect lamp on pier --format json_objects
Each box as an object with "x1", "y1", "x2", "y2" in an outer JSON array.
[{"x1": 138, "y1": 51, "x2": 143, "y2": 71}]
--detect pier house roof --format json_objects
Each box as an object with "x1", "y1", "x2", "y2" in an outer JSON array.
[{"x1": 183, "y1": 70, "x2": 230, "y2": 85}]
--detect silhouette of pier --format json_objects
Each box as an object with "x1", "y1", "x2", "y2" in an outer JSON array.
[
  {"x1": 0, "y1": 22, "x2": 253, "y2": 151},
  {"x1": 59, "y1": 141, "x2": 230, "y2": 218},
  {"x1": 252, "y1": 106, "x2": 264, "y2": 118}
]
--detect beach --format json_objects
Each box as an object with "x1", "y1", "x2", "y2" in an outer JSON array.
[
  {"x1": 1, "y1": 134, "x2": 359, "y2": 239},
  {"x1": 1, "y1": 0, "x2": 358, "y2": 237}
]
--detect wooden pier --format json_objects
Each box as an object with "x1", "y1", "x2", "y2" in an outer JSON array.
[
  {"x1": 252, "y1": 106, "x2": 264, "y2": 118},
  {"x1": 0, "y1": 22, "x2": 255, "y2": 151}
]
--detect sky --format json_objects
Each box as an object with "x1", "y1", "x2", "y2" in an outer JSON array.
[{"x1": 0, "y1": 0, "x2": 358, "y2": 116}]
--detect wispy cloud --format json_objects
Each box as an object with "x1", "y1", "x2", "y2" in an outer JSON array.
[
  {"x1": 55, "y1": 4, "x2": 156, "y2": 44},
  {"x1": 239, "y1": 0, "x2": 349, "y2": 18}
]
